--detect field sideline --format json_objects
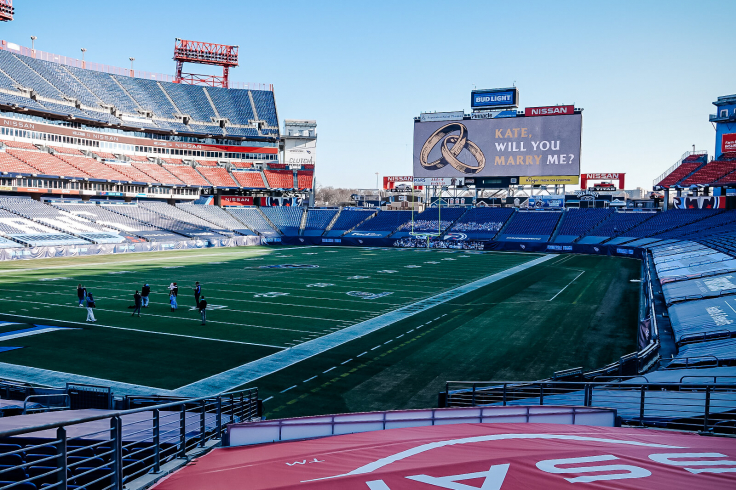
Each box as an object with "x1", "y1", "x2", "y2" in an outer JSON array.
[{"x1": 0, "y1": 246, "x2": 639, "y2": 417}]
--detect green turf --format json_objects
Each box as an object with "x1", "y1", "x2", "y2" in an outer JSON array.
[{"x1": 0, "y1": 246, "x2": 639, "y2": 416}]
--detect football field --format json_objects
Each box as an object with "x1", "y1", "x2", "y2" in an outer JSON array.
[{"x1": 0, "y1": 246, "x2": 640, "y2": 418}]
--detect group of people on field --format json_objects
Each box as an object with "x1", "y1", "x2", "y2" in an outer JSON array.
[{"x1": 77, "y1": 281, "x2": 208, "y2": 325}]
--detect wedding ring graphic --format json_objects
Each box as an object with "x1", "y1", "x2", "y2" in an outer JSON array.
[{"x1": 419, "y1": 123, "x2": 486, "y2": 174}]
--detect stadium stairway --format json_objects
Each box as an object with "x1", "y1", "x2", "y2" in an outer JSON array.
[
  {"x1": 298, "y1": 209, "x2": 308, "y2": 235},
  {"x1": 492, "y1": 208, "x2": 517, "y2": 239},
  {"x1": 256, "y1": 207, "x2": 283, "y2": 235},
  {"x1": 548, "y1": 210, "x2": 567, "y2": 243},
  {"x1": 322, "y1": 207, "x2": 343, "y2": 235}
]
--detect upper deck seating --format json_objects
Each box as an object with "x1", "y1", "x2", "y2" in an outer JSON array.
[
  {"x1": 264, "y1": 170, "x2": 293, "y2": 188},
  {"x1": 681, "y1": 160, "x2": 736, "y2": 186},
  {"x1": 160, "y1": 83, "x2": 217, "y2": 122},
  {"x1": 297, "y1": 172, "x2": 314, "y2": 190},
  {"x1": 6, "y1": 149, "x2": 91, "y2": 179},
  {"x1": 131, "y1": 162, "x2": 183, "y2": 185}
]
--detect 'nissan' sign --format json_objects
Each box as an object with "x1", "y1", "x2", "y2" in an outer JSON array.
[{"x1": 525, "y1": 105, "x2": 575, "y2": 117}]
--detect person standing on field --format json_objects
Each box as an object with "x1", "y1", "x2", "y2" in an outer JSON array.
[
  {"x1": 141, "y1": 284, "x2": 150, "y2": 308},
  {"x1": 193, "y1": 282, "x2": 201, "y2": 308},
  {"x1": 198, "y1": 296, "x2": 207, "y2": 325},
  {"x1": 85, "y1": 292, "x2": 96, "y2": 322},
  {"x1": 132, "y1": 290, "x2": 142, "y2": 317},
  {"x1": 77, "y1": 284, "x2": 86, "y2": 307}
]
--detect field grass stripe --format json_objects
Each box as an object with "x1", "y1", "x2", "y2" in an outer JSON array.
[{"x1": 173, "y1": 254, "x2": 555, "y2": 396}]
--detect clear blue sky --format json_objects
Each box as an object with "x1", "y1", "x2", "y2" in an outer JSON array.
[{"x1": 4, "y1": 0, "x2": 734, "y2": 189}]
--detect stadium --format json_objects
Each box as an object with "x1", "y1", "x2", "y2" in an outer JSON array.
[{"x1": 0, "y1": 2, "x2": 735, "y2": 489}]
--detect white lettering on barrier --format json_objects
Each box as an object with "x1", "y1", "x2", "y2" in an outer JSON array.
[
  {"x1": 536, "y1": 455, "x2": 650, "y2": 483},
  {"x1": 649, "y1": 453, "x2": 736, "y2": 474}
]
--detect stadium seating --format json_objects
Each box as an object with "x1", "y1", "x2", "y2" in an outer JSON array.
[
  {"x1": 0, "y1": 91, "x2": 47, "y2": 111},
  {"x1": 655, "y1": 155, "x2": 707, "y2": 188},
  {"x1": 0, "y1": 151, "x2": 39, "y2": 175},
  {"x1": 5, "y1": 149, "x2": 91, "y2": 179},
  {"x1": 196, "y1": 160, "x2": 219, "y2": 166},
  {"x1": 101, "y1": 202, "x2": 226, "y2": 239},
  {"x1": 0, "y1": 49, "x2": 66, "y2": 102},
  {"x1": 650, "y1": 210, "x2": 736, "y2": 240},
  {"x1": 113, "y1": 76, "x2": 179, "y2": 119},
  {"x1": 617, "y1": 209, "x2": 720, "y2": 239},
  {"x1": 264, "y1": 170, "x2": 294, "y2": 189},
  {"x1": 176, "y1": 203, "x2": 256, "y2": 235},
  {"x1": 250, "y1": 90, "x2": 279, "y2": 129},
  {"x1": 104, "y1": 161, "x2": 157, "y2": 183},
  {"x1": 232, "y1": 171, "x2": 266, "y2": 188},
  {"x1": 160, "y1": 83, "x2": 217, "y2": 121},
  {"x1": 161, "y1": 164, "x2": 208, "y2": 186},
  {"x1": 230, "y1": 161, "x2": 254, "y2": 169},
  {"x1": 297, "y1": 171, "x2": 314, "y2": 190},
  {"x1": 56, "y1": 154, "x2": 130, "y2": 181},
  {"x1": 18, "y1": 55, "x2": 102, "y2": 108},
  {"x1": 577, "y1": 211, "x2": 655, "y2": 243},
  {"x1": 227, "y1": 207, "x2": 280, "y2": 237},
  {"x1": 206, "y1": 86, "x2": 255, "y2": 125},
  {"x1": 260, "y1": 207, "x2": 304, "y2": 235},
  {"x1": 324, "y1": 209, "x2": 375, "y2": 236},
  {"x1": 303, "y1": 209, "x2": 339, "y2": 236},
  {"x1": 196, "y1": 166, "x2": 238, "y2": 187},
  {"x1": 0, "y1": 198, "x2": 97, "y2": 245},
  {"x1": 63, "y1": 65, "x2": 140, "y2": 115},
  {"x1": 131, "y1": 161, "x2": 183, "y2": 185},
  {"x1": 394, "y1": 207, "x2": 467, "y2": 236},
  {"x1": 499, "y1": 211, "x2": 561, "y2": 241},
  {"x1": 681, "y1": 160, "x2": 736, "y2": 186},
  {"x1": 554, "y1": 208, "x2": 613, "y2": 242},
  {"x1": 448, "y1": 207, "x2": 514, "y2": 239},
  {"x1": 139, "y1": 201, "x2": 235, "y2": 235},
  {"x1": 50, "y1": 146, "x2": 85, "y2": 156},
  {"x1": 350, "y1": 210, "x2": 413, "y2": 236}
]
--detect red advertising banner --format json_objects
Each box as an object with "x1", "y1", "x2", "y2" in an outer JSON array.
[
  {"x1": 580, "y1": 173, "x2": 625, "y2": 189},
  {"x1": 722, "y1": 132, "x2": 736, "y2": 153},
  {"x1": 382, "y1": 176, "x2": 423, "y2": 190},
  {"x1": 220, "y1": 196, "x2": 254, "y2": 206},
  {"x1": 524, "y1": 105, "x2": 574, "y2": 117},
  {"x1": 153, "y1": 423, "x2": 736, "y2": 490}
]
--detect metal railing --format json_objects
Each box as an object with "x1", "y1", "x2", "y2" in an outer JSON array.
[
  {"x1": 0, "y1": 388, "x2": 259, "y2": 490},
  {"x1": 653, "y1": 150, "x2": 708, "y2": 186},
  {"x1": 441, "y1": 380, "x2": 736, "y2": 434}
]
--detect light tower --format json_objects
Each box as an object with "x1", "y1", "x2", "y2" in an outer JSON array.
[
  {"x1": 173, "y1": 38, "x2": 238, "y2": 88},
  {"x1": 0, "y1": 0, "x2": 13, "y2": 22}
]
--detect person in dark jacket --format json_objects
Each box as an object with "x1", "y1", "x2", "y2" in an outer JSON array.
[
  {"x1": 141, "y1": 284, "x2": 151, "y2": 307},
  {"x1": 198, "y1": 296, "x2": 207, "y2": 325},
  {"x1": 85, "y1": 293, "x2": 96, "y2": 322},
  {"x1": 77, "y1": 284, "x2": 86, "y2": 307},
  {"x1": 193, "y1": 282, "x2": 201, "y2": 308},
  {"x1": 132, "y1": 290, "x2": 142, "y2": 317}
]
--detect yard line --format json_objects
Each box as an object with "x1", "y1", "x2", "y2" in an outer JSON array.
[
  {"x1": 396, "y1": 334, "x2": 404, "y2": 339},
  {"x1": 322, "y1": 367, "x2": 336, "y2": 373},
  {"x1": 340, "y1": 359, "x2": 352, "y2": 365},
  {"x1": 549, "y1": 271, "x2": 586, "y2": 302},
  {"x1": 383, "y1": 340, "x2": 393, "y2": 345},
  {"x1": 356, "y1": 351, "x2": 368, "y2": 357},
  {"x1": 280, "y1": 385, "x2": 297, "y2": 393},
  {"x1": 173, "y1": 254, "x2": 554, "y2": 397},
  {"x1": 371, "y1": 345, "x2": 381, "y2": 350},
  {"x1": 262, "y1": 396, "x2": 273, "y2": 403},
  {"x1": 0, "y1": 313, "x2": 286, "y2": 349},
  {"x1": 303, "y1": 376, "x2": 317, "y2": 383}
]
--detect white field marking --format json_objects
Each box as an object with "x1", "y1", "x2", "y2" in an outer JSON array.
[
  {"x1": 340, "y1": 359, "x2": 352, "y2": 365},
  {"x1": 0, "y1": 313, "x2": 286, "y2": 349},
  {"x1": 2, "y1": 299, "x2": 320, "y2": 334},
  {"x1": 262, "y1": 396, "x2": 273, "y2": 403},
  {"x1": 322, "y1": 367, "x2": 336, "y2": 373},
  {"x1": 383, "y1": 340, "x2": 393, "y2": 345},
  {"x1": 280, "y1": 385, "x2": 297, "y2": 393},
  {"x1": 303, "y1": 376, "x2": 317, "y2": 383},
  {"x1": 396, "y1": 334, "x2": 404, "y2": 339},
  {"x1": 0, "y1": 326, "x2": 80, "y2": 341},
  {"x1": 0, "y1": 245, "x2": 313, "y2": 275},
  {"x1": 356, "y1": 351, "x2": 367, "y2": 357},
  {"x1": 371, "y1": 345, "x2": 381, "y2": 351},
  {"x1": 548, "y1": 270, "x2": 586, "y2": 302},
  {"x1": 125, "y1": 254, "x2": 557, "y2": 396}
]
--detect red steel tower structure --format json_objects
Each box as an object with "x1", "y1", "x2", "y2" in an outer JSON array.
[
  {"x1": 173, "y1": 39, "x2": 238, "y2": 88},
  {"x1": 0, "y1": 0, "x2": 14, "y2": 22}
]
